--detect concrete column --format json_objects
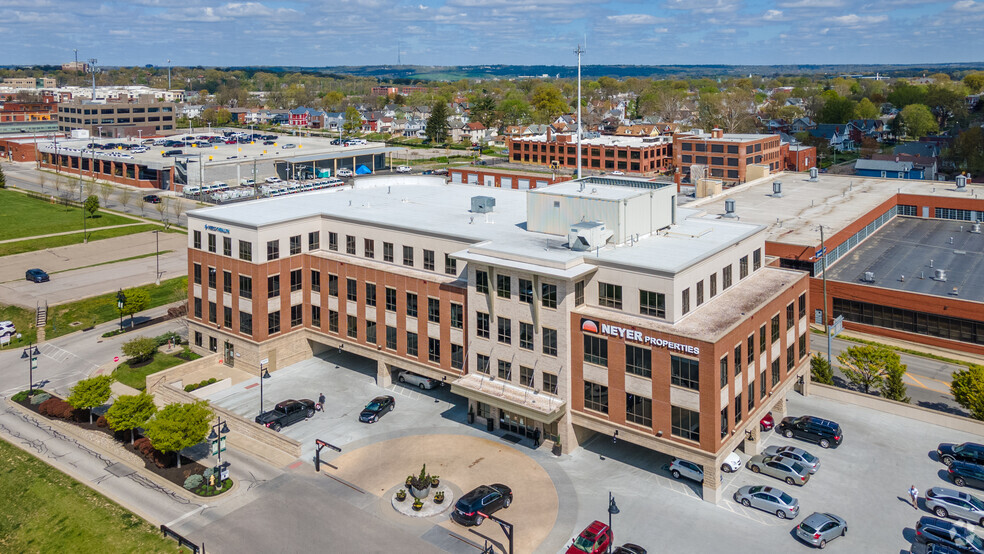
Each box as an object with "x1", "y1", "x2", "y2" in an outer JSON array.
[
  {"x1": 377, "y1": 362, "x2": 393, "y2": 388},
  {"x1": 702, "y1": 462, "x2": 722, "y2": 503},
  {"x1": 800, "y1": 367, "x2": 812, "y2": 397},
  {"x1": 743, "y1": 426, "x2": 763, "y2": 456},
  {"x1": 773, "y1": 393, "x2": 788, "y2": 420}
]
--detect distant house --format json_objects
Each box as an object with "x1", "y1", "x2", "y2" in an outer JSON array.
[
  {"x1": 448, "y1": 120, "x2": 467, "y2": 142},
  {"x1": 614, "y1": 124, "x2": 660, "y2": 137},
  {"x1": 790, "y1": 117, "x2": 817, "y2": 134},
  {"x1": 847, "y1": 119, "x2": 885, "y2": 143},
  {"x1": 894, "y1": 142, "x2": 940, "y2": 158},
  {"x1": 808, "y1": 124, "x2": 856, "y2": 151},
  {"x1": 854, "y1": 159, "x2": 923, "y2": 180},
  {"x1": 871, "y1": 153, "x2": 937, "y2": 181},
  {"x1": 289, "y1": 107, "x2": 327, "y2": 128}
]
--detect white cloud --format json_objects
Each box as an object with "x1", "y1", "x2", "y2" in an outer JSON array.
[
  {"x1": 953, "y1": 0, "x2": 984, "y2": 12},
  {"x1": 663, "y1": 0, "x2": 738, "y2": 14},
  {"x1": 763, "y1": 9, "x2": 784, "y2": 20},
  {"x1": 778, "y1": 0, "x2": 845, "y2": 7},
  {"x1": 606, "y1": 14, "x2": 664, "y2": 25},
  {"x1": 829, "y1": 13, "x2": 888, "y2": 25}
]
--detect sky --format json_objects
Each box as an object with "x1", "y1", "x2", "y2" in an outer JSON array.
[{"x1": 4, "y1": 0, "x2": 984, "y2": 67}]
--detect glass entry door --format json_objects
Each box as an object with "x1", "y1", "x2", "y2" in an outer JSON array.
[
  {"x1": 223, "y1": 341, "x2": 234, "y2": 367},
  {"x1": 499, "y1": 410, "x2": 535, "y2": 438}
]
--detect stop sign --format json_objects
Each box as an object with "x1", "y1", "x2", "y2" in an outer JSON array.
[{"x1": 113, "y1": 356, "x2": 119, "y2": 362}]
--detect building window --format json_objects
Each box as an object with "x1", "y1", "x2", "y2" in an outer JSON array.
[
  {"x1": 311, "y1": 270, "x2": 320, "y2": 293},
  {"x1": 239, "y1": 240, "x2": 252, "y2": 261},
  {"x1": 519, "y1": 322, "x2": 534, "y2": 350},
  {"x1": 584, "y1": 381, "x2": 609, "y2": 414},
  {"x1": 423, "y1": 250, "x2": 435, "y2": 271},
  {"x1": 753, "y1": 248, "x2": 762, "y2": 270},
  {"x1": 451, "y1": 344, "x2": 464, "y2": 369},
  {"x1": 290, "y1": 269, "x2": 302, "y2": 292},
  {"x1": 721, "y1": 406, "x2": 729, "y2": 438},
  {"x1": 402, "y1": 246, "x2": 414, "y2": 266},
  {"x1": 798, "y1": 293, "x2": 806, "y2": 320},
  {"x1": 626, "y1": 394, "x2": 652, "y2": 427},
  {"x1": 477, "y1": 354, "x2": 490, "y2": 374},
  {"x1": 477, "y1": 312, "x2": 490, "y2": 338},
  {"x1": 383, "y1": 242, "x2": 394, "y2": 262},
  {"x1": 207, "y1": 233, "x2": 216, "y2": 253},
  {"x1": 735, "y1": 393, "x2": 743, "y2": 424},
  {"x1": 476, "y1": 270, "x2": 489, "y2": 294},
  {"x1": 799, "y1": 333, "x2": 807, "y2": 359},
  {"x1": 681, "y1": 288, "x2": 690, "y2": 315},
  {"x1": 518, "y1": 278, "x2": 533, "y2": 303},
  {"x1": 772, "y1": 359, "x2": 780, "y2": 387},
  {"x1": 427, "y1": 297, "x2": 440, "y2": 323},
  {"x1": 748, "y1": 334, "x2": 755, "y2": 365},
  {"x1": 575, "y1": 280, "x2": 585, "y2": 306},
  {"x1": 786, "y1": 302, "x2": 795, "y2": 330},
  {"x1": 771, "y1": 315, "x2": 780, "y2": 343},
  {"x1": 223, "y1": 236, "x2": 232, "y2": 257},
  {"x1": 193, "y1": 263, "x2": 201, "y2": 285},
  {"x1": 748, "y1": 382, "x2": 755, "y2": 413},
  {"x1": 450, "y1": 303, "x2": 463, "y2": 329},
  {"x1": 584, "y1": 335, "x2": 608, "y2": 367},
  {"x1": 543, "y1": 372, "x2": 558, "y2": 394},
  {"x1": 519, "y1": 366, "x2": 534, "y2": 387},
  {"x1": 406, "y1": 292, "x2": 417, "y2": 318},
  {"x1": 599, "y1": 282, "x2": 622, "y2": 309},
  {"x1": 497, "y1": 274, "x2": 511, "y2": 299},
  {"x1": 267, "y1": 275, "x2": 280, "y2": 298},
  {"x1": 787, "y1": 344, "x2": 795, "y2": 372},
  {"x1": 291, "y1": 304, "x2": 303, "y2": 327},
  {"x1": 194, "y1": 297, "x2": 202, "y2": 319},
  {"x1": 328, "y1": 232, "x2": 338, "y2": 251},
  {"x1": 289, "y1": 235, "x2": 301, "y2": 255},
  {"x1": 542, "y1": 327, "x2": 558, "y2": 356},
  {"x1": 329, "y1": 310, "x2": 339, "y2": 333},
  {"x1": 406, "y1": 332, "x2": 418, "y2": 356},
  {"x1": 710, "y1": 273, "x2": 717, "y2": 297},
  {"x1": 720, "y1": 356, "x2": 728, "y2": 388},
  {"x1": 696, "y1": 281, "x2": 704, "y2": 306},
  {"x1": 735, "y1": 344, "x2": 742, "y2": 376},
  {"x1": 723, "y1": 265, "x2": 733, "y2": 289},
  {"x1": 208, "y1": 267, "x2": 216, "y2": 289},
  {"x1": 445, "y1": 254, "x2": 457, "y2": 275},
  {"x1": 365, "y1": 283, "x2": 377, "y2": 307},
  {"x1": 194, "y1": 331, "x2": 202, "y2": 346},
  {"x1": 240, "y1": 312, "x2": 252, "y2": 335},
  {"x1": 541, "y1": 283, "x2": 557, "y2": 308},
  {"x1": 761, "y1": 370, "x2": 767, "y2": 400},
  {"x1": 267, "y1": 240, "x2": 279, "y2": 261},
  {"x1": 386, "y1": 326, "x2": 397, "y2": 350},
  {"x1": 385, "y1": 287, "x2": 397, "y2": 311},
  {"x1": 209, "y1": 337, "x2": 217, "y2": 353},
  {"x1": 346, "y1": 278, "x2": 357, "y2": 301},
  {"x1": 268, "y1": 310, "x2": 280, "y2": 334},
  {"x1": 671, "y1": 356, "x2": 699, "y2": 390},
  {"x1": 497, "y1": 317, "x2": 512, "y2": 344},
  {"x1": 671, "y1": 406, "x2": 700, "y2": 442},
  {"x1": 193, "y1": 230, "x2": 201, "y2": 249},
  {"x1": 347, "y1": 315, "x2": 358, "y2": 339},
  {"x1": 312, "y1": 305, "x2": 321, "y2": 327},
  {"x1": 740, "y1": 256, "x2": 749, "y2": 279},
  {"x1": 497, "y1": 359, "x2": 511, "y2": 380},
  {"x1": 760, "y1": 324, "x2": 767, "y2": 353},
  {"x1": 346, "y1": 235, "x2": 356, "y2": 255},
  {"x1": 625, "y1": 345, "x2": 651, "y2": 378},
  {"x1": 308, "y1": 231, "x2": 320, "y2": 250},
  {"x1": 364, "y1": 320, "x2": 376, "y2": 344},
  {"x1": 328, "y1": 274, "x2": 338, "y2": 297},
  {"x1": 223, "y1": 306, "x2": 232, "y2": 328}
]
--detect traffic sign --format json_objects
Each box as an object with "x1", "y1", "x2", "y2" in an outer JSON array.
[
  {"x1": 831, "y1": 315, "x2": 844, "y2": 337},
  {"x1": 113, "y1": 356, "x2": 119, "y2": 363},
  {"x1": 815, "y1": 246, "x2": 827, "y2": 259}
]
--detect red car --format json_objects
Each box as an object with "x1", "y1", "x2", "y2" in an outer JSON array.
[
  {"x1": 567, "y1": 521, "x2": 613, "y2": 554},
  {"x1": 760, "y1": 412, "x2": 775, "y2": 432}
]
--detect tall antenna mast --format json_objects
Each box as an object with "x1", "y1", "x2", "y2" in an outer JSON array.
[
  {"x1": 398, "y1": 41, "x2": 401, "y2": 65},
  {"x1": 574, "y1": 43, "x2": 584, "y2": 179}
]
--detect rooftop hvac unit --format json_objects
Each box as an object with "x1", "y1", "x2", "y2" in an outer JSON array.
[
  {"x1": 956, "y1": 175, "x2": 968, "y2": 189},
  {"x1": 972, "y1": 223, "x2": 982, "y2": 234},
  {"x1": 470, "y1": 195, "x2": 495, "y2": 213},
  {"x1": 809, "y1": 167, "x2": 819, "y2": 182},
  {"x1": 862, "y1": 271, "x2": 875, "y2": 283},
  {"x1": 568, "y1": 221, "x2": 614, "y2": 252},
  {"x1": 723, "y1": 198, "x2": 737, "y2": 218},
  {"x1": 934, "y1": 269, "x2": 947, "y2": 282},
  {"x1": 772, "y1": 181, "x2": 783, "y2": 198}
]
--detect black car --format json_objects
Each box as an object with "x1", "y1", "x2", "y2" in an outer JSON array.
[
  {"x1": 143, "y1": 194, "x2": 161, "y2": 204},
  {"x1": 777, "y1": 415, "x2": 842, "y2": 449},
  {"x1": 915, "y1": 515, "x2": 984, "y2": 553},
  {"x1": 939, "y1": 443, "x2": 984, "y2": 467},
  {"x1": 613, "y1": 545, "x2": 647, "y2": 554},
  {"x1": 950, "y1": 461, "x2": 984, "y2": 490},
  {"x1": 358, "y1": 395, "x2": 394, "y2": 423},
  {"x1": 25, "y1": 268, "x2": 49, "y2": 283},
  {"x1": 255, "y1": 399, "x2": 315, "y2": 431},
  {"x1": 263, "y1": 140, "x2": 275, "y2": 145},
  {"x1": 451, "y1": 484, "x2": 512, "y2": 526}
]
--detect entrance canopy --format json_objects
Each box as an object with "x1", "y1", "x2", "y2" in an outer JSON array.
[{"x1": 451, "y1": 373, "x2": 566, "y2": 423}]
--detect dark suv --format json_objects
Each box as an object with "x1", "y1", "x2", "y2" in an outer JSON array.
[
  {"x1": 950, "y1": 461, "x2": 984, "y2": 491},
  {"x1": 915, "y1": 516, "x2": 984, "y2": 553},
  {"x1": 938, "y1": 442, "x2": 984, "y2": 467},
  {"x1": 777, "y1": 415, "x2": 842, "y2": 449},
  {"x1": 451, "y1": 484, "x2": 512, "y2": 526},
  {"x1": 254, "y1": 399, "x2": 315, "y2": 431}
]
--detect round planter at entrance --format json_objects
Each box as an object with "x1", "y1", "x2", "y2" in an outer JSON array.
[{"x1": 410, "y1": 484, "x2": 430, "y2": 499}]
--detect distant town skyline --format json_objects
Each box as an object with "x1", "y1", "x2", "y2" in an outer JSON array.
[{"x1": 5, "y1": 0, "x2": 984, "y2": 67}]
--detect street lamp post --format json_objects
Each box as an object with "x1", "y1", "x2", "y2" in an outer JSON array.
[
  {"x1": 116, "y1": 289, "x2": 126, "y2": 332},
  {"x1": 152, "y1": 230, "x2": 161, "y2": 285},
  {"x1": 607, "y1": 492, "x2": 620, "y2": 554},
  {"x1": 167, "y1": 59, "x2": 171, "y2": 91},
  {"x1": 21, "y1": 343, "x2": 40, "y2": 394},
  {"x1": 207, "y1": 418, "x2": 231, "y2": 491},
  {"x1": 258, "y1": 361, "x2": 270, "y2": 415}
]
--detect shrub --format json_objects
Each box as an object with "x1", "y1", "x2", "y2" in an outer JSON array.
[
  {"x1": 39, "y1": 397, "x2": 73, "y2": 418},
  {"x1": 207, "y1": 378, "x2": 217, "y2": 384},
  {"x1": 203, "y1": 467, "x2": 214, "y2": 479},
  {"x1": 30, "y1": 392, "x2": 52, "y2": 405},
  {"x1": 121, "y1": 336, "x2": 158, "y2": 364},
  {"x1": 183, "y1": 474, "x2": 204, "y2": 490},
  {"x1": 154, "y1": 331, "x2": 182, "y2": 347},
  {"x1": 96, "y1": 415, "x2": 109, "y2": 428},
  {"x1": 12, "y1": 390, "x2": 41, "y2": 402},
  {"x1": 134, "y1": 437, "x2": 155, "y2": 457},
  {"x1": 184, "y1": 384, "x2": 196, "y2": 392},
  {"x1": 167, "y1": 304, "x2": 188, "y2": 318}
]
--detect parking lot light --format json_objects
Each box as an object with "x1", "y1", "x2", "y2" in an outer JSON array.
[
  {"x1": 259, "y1": 362, "x2": 270, "y2": 416},
  {"x1": 607, "y1": 492, "x2": 619, "y2": 554}
]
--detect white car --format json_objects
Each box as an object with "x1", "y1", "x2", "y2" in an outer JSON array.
[
  {"x1": 397, "y1": 371, "x2": 441, "y2": 389},
  {"x1": 336, "y1": 168, "x2": 354, "y2": 178},
  {"x1": 0, "y1": 321, "x2": 15, "y2": 336},
  {"x1": 265, "y1": 177, "x2": 282, "y2": 184},
  {"x1": 610, "y1": 171, "x2": 625, "y2": 176},
  {"x1": 670, "y1": 452, "x2": 742, "y2": 482},
  {"x1": 396, "y1": 165, "x2": 412, "y2": 173}
]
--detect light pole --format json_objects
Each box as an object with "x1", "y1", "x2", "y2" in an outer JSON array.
[
  {"x1": 21, "y1": 343, "x2": 40, "y2": 394},
  {"x1": 574, "y1": 43, "x2": 584, "y2": 180},
  {"x1": 88, "y1": 58, "x2": 97, "y2": 101},
  {"x1": 167, "y1": 59, "x2": 171, "y2": 90},
  {"x1": 819, "y1": 226, "x2": 831, "y2": 367},
  {"x1": 116, "y1": 289, "x2": 126, "y2": 332},
  {"x1": 258, "y1": 362, "x2": 270, "y2": 415},
  {"x1": 152, "y1": 230, "x2": 161, "y2": 285},
  {"x1": 607, "y1": 492, "x2": 620, "y2": 554},
  {"x1": 79, "y1": 181, "x2": 87, "y2": 244},
  {"x1": 207, "y1": 418, "x2": 231, "y2": 489}
]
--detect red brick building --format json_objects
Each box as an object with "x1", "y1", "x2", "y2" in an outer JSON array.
[
  {"x1": 0, "y1": 101, "x2": 57, "y2": 123},
  {"x1": 782, "y1": 144, "x2": 817, "y2": 172},
  {"x1": 448, "y1": 167, "x2": 565, "y2": 189},
  {"x1": 508, "y1": 132, "x2": 673, "y2": 175},
  {"x1": 673, "y1": 129, "x2": 783, "y2": 186}
]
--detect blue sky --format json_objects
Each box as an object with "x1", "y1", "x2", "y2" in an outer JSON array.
[{"x1": 4, "y1": 0, "x2": 983, "y2": 67}]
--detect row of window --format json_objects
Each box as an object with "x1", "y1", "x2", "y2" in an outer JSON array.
[
  {"x1": 475, "y1": 312, "x2": 558, "y2": 355},
  {"x1": 582, "y1": 381, "x2": 697, "y2": 440},
  {"x1": 475, "y1": 271, "x2": 558, "y2": 308},
  {"x1": 474, "y1": 354, "x2": 559, "y2": 395}
]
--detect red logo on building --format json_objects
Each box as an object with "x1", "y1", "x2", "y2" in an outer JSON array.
[{"x1": 581, "y1": 319, "x2": 599, "y2": 334}]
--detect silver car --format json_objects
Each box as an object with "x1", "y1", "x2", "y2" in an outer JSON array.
[
  {"x1": 796, "y1": 512, "x2": 847, "y2": 549},
  {"x1": 397, "y1": 371, "x2": 441, "y2": 390},
  {"x1": 763, "y1": 445, "x2": 821, "y2": 474},
  {"x1": 734, "y1": 485, "x2": 800, "y2": 519},
  {"x1": 747, "y1": 455, "x2": 811, "y2": 486},
  {"x1": 927, "y1": 486, "x2": 984, "y2": 527}
]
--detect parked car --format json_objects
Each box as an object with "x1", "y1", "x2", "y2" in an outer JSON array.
[
  {"x1": 450, "y1": 484, "x2": 512, "y2": 526},
  {"x1": 143, "y1": 194, "x2": 161, "y2": 204},
  {"x1": 254, "y1": 399, "x2": 315, "y2": 431},
  {"x1": 567, "y1": 521, "x2": 613, "y2": 554},
  {"x1": 949, "y1": 461, "x2": 984, "y2": 490},
  {"x1": 25, "y1": 268, "x2": 49, "y2": 283},
  {"x1": 796, "y1": 512, "x2": 847, "y2": 549},
  {"x1": 747, "y1": 454, "x2": 811, "y2": 486},
  {"x1": 281, "y1": 143, "x2": 296, "y2": 149},
  {"x1": 263, "y1": 140, "x2": 275, "y2": 145},
  {"x1": 358, "y1": 395, "x2": 394, "y2": 423},
  {"x1": 397, "y1": 371, "x2": 441, "y2": 389},
  {"x1": 938, "y1": 442, "x2": 984, "y2": 467},
  {"x1": 669, "y1": 452, "x2": 741, "y2": 482},
  {"x1": 610, "y1": 170, "x2": 625, "y2": 175},
  {"x1": 265, "y1": 177, "x2": 282, "y2": 184},
  {"x1": 395, "y1": 165, "x2": 412, "y2": 173},
  {"x1": 336, "y1": 168, "x2": 354, "y2": 177},
  {"x1": 734, "y1": 485, "x2": 800, "y2": 519},
  {"x1": 760, "y1": 412, "x2": 775, "y2": 432},
  {"x1": 777, "y1": 415, "x2": 843, "y2": 448},
  {"x1": 920, "y1": 544, "x2": 968, "y2": 554},
  {"x1": 162, "y1": 149, "x2": 183, "y2": 157},
  {"x1": 926, "y1": 486, "x2": 984, "y2": 526},
  {"x1": 0, "y1": 321, "x2": 16, "y2": 337},
  {"x1": 763, "y1": 445, "x2": 820, "y2": 474},
  {"x1": 612, "y1": 545, "x2": 646, "y2": 554},
  {"x1": 915, "y1": 515, "x2": 984, "y2": 553}
]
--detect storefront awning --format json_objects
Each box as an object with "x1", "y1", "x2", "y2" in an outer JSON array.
[{"x1": 451, "y1": 374, "x2": 566, "y2": 423}]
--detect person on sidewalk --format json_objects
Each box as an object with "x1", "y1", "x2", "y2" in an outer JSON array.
[
  {"x1": 909, "y1": 485, "x2": 919, "y2": 509},
  {"x1": 317, "y1": 392, "x2": 326, "y2": 412},
  {"x1": 533, "y1": 427, "x2": 541, "y2": 448}
]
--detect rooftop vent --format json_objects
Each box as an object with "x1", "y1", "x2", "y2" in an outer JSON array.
[
  {"x1": 956, "y1": 175, "x2": 968, "y2": 189},
  {"x1": 862, "y1": 271, "x2": 875, "y2": 283},
  {"x1": 567, "y1": 221, "x2": 613, "y2": 252},
  {"x1": 723, "y1": 198, "x2": 737, "y2": 218},
  {"x1": 772, "y1": 181, "x2": 783, "y2": 198},
  {"x1": 470, "y1": 195, "x2": 495, "y2": 214},
  {"x1": 934, "y1": 269, "x2": 947, "y2": 282},
  {"x1": 809, "y1": 167, "x2": 819, "y2": 182}
]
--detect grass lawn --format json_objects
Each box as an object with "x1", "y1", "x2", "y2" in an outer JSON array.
[
  {"x1": 0, "y1": 438, "x2": 184, "y2": 553},
  {"x1": 46, "y1": 276, "x2": 188, "y2": 340},
  {"x1": 0, "y1": 225, "x2": 164, "y2": 257},
  {"x1": 0, "y1": 304, "x2": 38, "y2": 350},
  {"x1": 0, "y1": 189, "x2": 139, "y2": 241},
  {"x1": 113, "y1": 351, "x2": 191, "y2": 390}
]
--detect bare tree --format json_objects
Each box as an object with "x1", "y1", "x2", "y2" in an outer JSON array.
[
  {"x1": 39, "y1": 171, "x2": 49, "y2": 192},
  {"x1": 139, "y1": 196, "x2": 147, "y2": 215},
  {"x1": 119, "y1": 188, "x2": 133, "y2": 213},
  {"x1": 83, "y1": 180, "x2": 97, "y2": 200},
  {"x1": 51, "y1": 174, "x2": 64, "y2": 198},
  {"x1": 170, "y1": 198, "x2": 186, "y2": 223},
  {"x1": 155, "y1": 199, "x2": 169, "y2": 229},
  {"x1": 98, "y1": 183, "x2": 113, "y2": 208}
]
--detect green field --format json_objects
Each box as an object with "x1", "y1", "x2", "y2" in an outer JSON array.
[
  {"x1": 113, "y1": 351, "x2": 196, "y2": 390},
  {"x1": 0, "y1": 304, "x2": 37, "y2": 350},
  {"x1": 0, "y1": 438, "x2": 184, "y2": 553},
  {"x1": 0, "y1": 189, "x2": 139, "y2": 241},
  {"x1": 0, "y1": 225, "x2": 166, "y2": 257},
  {"x1": 46, "y1": 276, "x2": 188, "y2": 340}
]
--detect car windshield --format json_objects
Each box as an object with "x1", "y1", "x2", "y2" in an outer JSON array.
[
  {"x1": 791, "y1": 462, "x2": 805, "y2": 474},
  {"x1": 799, "y1": 522, "x2": 817, "y2": 534},
  {"x1": 955, "y1": 444, "x2": 966, "y2": 453},
  {"x1": 779, "y1": 491, "x2": 794, "y2": 504},
  {"x1": 366, "y1": 402, "x2": 381, "y2": 411},
  {"x1": 971, "y1": 533, "x2": 984, "y2": 548},
  {"x1": 800, "y1": 451, "x2": 817, "y2": 463},
  {"x1": 970, "y1": 496, "x2": 984, "y2": 511},
  {"x1": 572, "y1": 535, "x2": 596, "y2": 552}
]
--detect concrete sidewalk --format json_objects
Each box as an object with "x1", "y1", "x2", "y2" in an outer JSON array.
[{"x1": 0, "y1": 222, "x2": 152, "y2": 244}]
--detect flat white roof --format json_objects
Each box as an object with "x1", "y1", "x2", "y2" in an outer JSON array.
[{"x1": 515, "y1": 134, "x2": 670, "y2": 147}]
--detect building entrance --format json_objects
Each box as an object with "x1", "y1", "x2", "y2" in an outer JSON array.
[{"x1": 499, "y1": 409, "x2": 535, "y2": 439}]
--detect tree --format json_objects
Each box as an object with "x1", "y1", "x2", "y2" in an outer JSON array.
[
  {"x1": 84, "y1": 195, "x2": 100, "y2": 218},
  {"x1": 425, "y1": 101, "x2": 450, "y2": 144},
  {"x1": 964, "y1": 73, "x2": 984, "y2": 94},
  {"x1": 859, "y1": 137, "x2": 880, "y2": 159},
  {"x1": 154, "y1": 198, "x2": 168, "y2": 228},
  {"x1": 470, "y1": 94, "x2": 498, "y2": 129},
  {"x1": 67, "y1": 375, "x2": 114, "y2": 424},
  {"x1": 83, "y1": 180, "x2": 97, "y2": 200},
  {"x1": 142, "y1": 400, "x2": 213, "y2": 468},
  {"x1": 952, "y1": 127, "x2": 984, "y2": 176},
  {"x1": 119, "y1": 187, "x2": 132, "y2": 213},
  {"x1": 171, "y1": 199, "x2": 186, "y2": 223},
  {"x1": 121, "y1": 335, "x2": 158, "y2": 364},
  {"x1": 880, "y1": 361, "x2": 911, "y2": 403},
  {"x1": 837, "y1": 345, "x2": 901, "y2": 395},
  {"x1": 810, "y1": 354, "x2": 834, "y2": 385},
  {"x1": 98, "y1": 183, "x2": 113, "y2": 208},
  {"x1": 899, "y1": 104, "x2": 939, "y2": 139},
  {"x1": 105, "y1": 392, "x2": 157, "y2": 444},
  {"x1": 853, "y1": 98, "x2": 880, "y2": 121},
  {"x1": 952, "y1": 365, "x2": 984, "y2": 421},
  {"x1": 122, "y1": 288, "x2": 151, "y2": 326},
  {"x1": 887, "y1": 81, "x2": 927, "y2": 110},
  {"x1": 530, "y1": 83, "x2": 570, "y2": 122},
  {"x1": 924, "y1": 84, "x2": 967, "y2": 129},
  {"x1": 0, "y1": 164, "x2": 5, "y2": 188},
  {"x1": 818, "y1": 91, "x2": 856, "y2": 124},
  {"x1": 342, "y1": 106, "x2": 363, "y2": 134}
]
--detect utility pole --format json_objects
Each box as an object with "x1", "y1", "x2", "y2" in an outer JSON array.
[
  {"x1": 88, "y1": 59, "x2": 97, "y2": 101},
  {"x1": 574, "y1": 44, "x2": 584, "y2": 180},
  {"x1": 167, "y1": 59, "x2": 172, "y2": 90},
  {"x1": 819, "y1": 225, "x2": 831, "y2": 367}
]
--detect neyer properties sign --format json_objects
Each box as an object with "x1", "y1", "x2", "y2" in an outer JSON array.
[{"x1": 581, "y1": 318, "x2": 700, "y2": 356}]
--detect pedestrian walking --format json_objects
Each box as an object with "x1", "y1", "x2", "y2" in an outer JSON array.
[
  {"x1": 316, "y1": 392, "x2": 326, "y2": 412},
  {"x1": 909, "y1": 485, "x2": 919, "y2": 509},
  {"x1": 533, "y1": 427, "x2": 541, "y2": 448}
]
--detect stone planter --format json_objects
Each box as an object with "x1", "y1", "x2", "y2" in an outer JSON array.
[{"x1": 410, "y1": 484, "x2": 430, "y2": 499}]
